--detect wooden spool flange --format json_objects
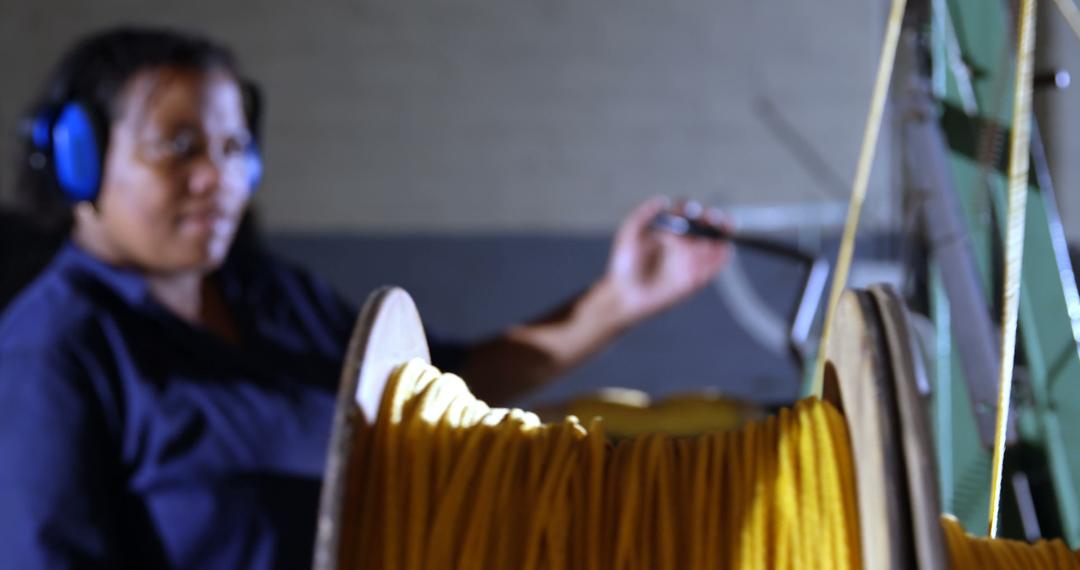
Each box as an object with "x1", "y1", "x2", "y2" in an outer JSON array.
[
  {"x1": 823, "y1": 285, "x2": 948, "y2": 569},
  {"x1": 313, "y1": 287, "x2": 430, "y2": 570}
]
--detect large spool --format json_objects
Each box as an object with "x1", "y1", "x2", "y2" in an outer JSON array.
[
  {"x1": 313, "y1": 285, "x2": 946, "y2": 569},
  {"x1": 821, "y1": 285, "x2": 947, "y2": 569}
]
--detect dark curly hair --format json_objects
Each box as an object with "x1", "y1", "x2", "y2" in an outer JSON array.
[
  {"x1": 2, "y1": 26, "x2": 261, "y2": 310},
  {"x1": 16, "y1": 26, "x2": 249, "y2": 222}
]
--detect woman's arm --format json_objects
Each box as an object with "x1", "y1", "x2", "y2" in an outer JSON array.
[
  {"x1": 459, "y1": 197, "x2": 731, "y2": 405},
  {"x1": 0, "y1": 348, "x2": 126, "y2": 569}
]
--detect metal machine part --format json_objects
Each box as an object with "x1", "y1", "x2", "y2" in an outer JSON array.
[
  {"x1": 913, "y1": 0, "x2": 1080, "y2": 543},
  {"x1": 900, "y1": 70, "x2": 1006, "y2": 448}
]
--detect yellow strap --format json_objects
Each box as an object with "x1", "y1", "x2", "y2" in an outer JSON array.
[
  {"x1": 812, "y1": 0, "x2": 908, "y2": 396},
  {"x1": 988, "y1": 0, "x2": 1036, "y2": 539}
]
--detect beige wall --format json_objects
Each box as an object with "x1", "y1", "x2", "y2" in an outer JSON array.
[{"x1": 1, "y1": 0, "x2": 895, "y2": 233}]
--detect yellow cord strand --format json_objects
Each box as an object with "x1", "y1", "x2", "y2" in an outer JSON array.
[
  {"x1": 812, "y1": 0, "x2": 908, "y2": 396},
  {"x1": 988, "y1": 0, "x2": 1036, "y2": 539}
]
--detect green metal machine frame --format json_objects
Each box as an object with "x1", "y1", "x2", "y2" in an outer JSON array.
[{"x1": 921, "y1": 0, "x2": 1080, "y2": 544}]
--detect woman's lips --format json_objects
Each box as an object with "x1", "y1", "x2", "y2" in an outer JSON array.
[{"x1": 179, "y1": 209, "x2": 231, "y2": 236}]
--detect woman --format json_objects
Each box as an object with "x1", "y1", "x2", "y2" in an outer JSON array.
[{"x1": 0, "y1": 27, "x2": 730, "y2": 569}]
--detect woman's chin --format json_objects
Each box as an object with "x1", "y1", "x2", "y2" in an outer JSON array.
[{"x1": 169, "y1": 231, "x2": 236, "y2": 273}]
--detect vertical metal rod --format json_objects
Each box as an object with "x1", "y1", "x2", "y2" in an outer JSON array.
[
  {"x1": 1011, "y1": 471, "x2": 1044, "y2": 541},
  {"x1": 902, "y1": 75, "x2": 1005, "y2": 448}
]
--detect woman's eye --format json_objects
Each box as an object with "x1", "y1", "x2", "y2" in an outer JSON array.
[
  {"x1": 168, "y1": 132, "x2": 197, "y2": 156},
  {"x1": 155, "y1": 129, "x2": 203, "y2": 160},
  {"x1": 223, "y1": 137, "x2": 245, "y2": 157}
]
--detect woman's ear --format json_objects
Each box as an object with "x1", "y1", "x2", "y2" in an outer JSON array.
[
  {"x1": 72, "y1": 200, "x2": 101, "y2": 226},
  {"x1": 70, "y1": 199, "x2": 116, "y2": 261}
]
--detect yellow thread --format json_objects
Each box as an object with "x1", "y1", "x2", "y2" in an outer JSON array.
[
  {"x1": 355, "y1": 360, "x2": 862, "y2": 569},
  {"x1": 350, "y1": 359, "x2": 1080, "y2": 568},
  {"x1": 989, "y1": 0, "x2": 1036, "y2": 539},
  {"x1": 942, "y1": 516, "x2": 1080, "y2": 568},
  {"x1": 812, "y1": 0, "x2": 908, "y2": 396}
]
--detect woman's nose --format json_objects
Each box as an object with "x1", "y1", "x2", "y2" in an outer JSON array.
[{"x1": 187, "y1": 155, "x2": 222, "y2": 196}]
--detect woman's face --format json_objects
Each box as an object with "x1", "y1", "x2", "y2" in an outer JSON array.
[{"x1": 86, "y1": 66, "x2": 255, "y2": 274}]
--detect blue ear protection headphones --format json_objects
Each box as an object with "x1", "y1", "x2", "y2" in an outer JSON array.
[
  {"x1": 28, "y1": 102, "x2": 104, "y2": 202},
  {"x1": 27, "y1": 80, "x2": 264, "y2": 203}
]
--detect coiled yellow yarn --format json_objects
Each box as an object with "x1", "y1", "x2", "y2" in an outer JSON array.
[
  {"x1": 942, "y1": 516, "x2": 1080, "y2": 569},
  {"x1": 348, "y1": 359, "x2": 1080, "y2": 569}
]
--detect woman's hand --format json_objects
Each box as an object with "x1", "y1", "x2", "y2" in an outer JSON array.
[
  {"x1": 601, "y1": 196, "x2": 733, "y2": 329},
  {"x1": 460, "y1": 196, "x2": 733, "y2": 404}
]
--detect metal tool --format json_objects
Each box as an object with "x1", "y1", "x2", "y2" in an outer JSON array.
[{"x1": 650, "y1": 211, "x2": 830, "y2": 365}]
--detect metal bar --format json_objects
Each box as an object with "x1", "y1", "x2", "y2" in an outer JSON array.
[
  {"x1": 1011, "y1": 471, "x2": 1043, "y2": 541},
  {"x1": 902, "y1": 75, "x2": 1005, "y2": 447},
  {"x1": 930, "y1": 264, "x2": 956, "y2": 512},
  {"x1": 943, "y1": 0, "x2": 1080, "y2": 543}
]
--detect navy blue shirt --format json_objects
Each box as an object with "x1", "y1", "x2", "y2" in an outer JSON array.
[{"x1": 0, "y1": 242, "x2": 461, "y2": 569}]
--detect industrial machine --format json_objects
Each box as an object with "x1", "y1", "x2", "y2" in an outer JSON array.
[
  {"x1": 312, "y1": 285, "x2": 951, "y2": 569},
  {"x1": 310, "y1": 0, "x2": 1080, "y2": 565},
  {"x1": 899, "y1": 0, "x2": 1080, "y2": 543}
]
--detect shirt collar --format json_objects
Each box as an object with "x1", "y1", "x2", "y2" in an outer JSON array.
[
  {"x1": 55, "y1": 241, "x2": 155, "y2": 308},
  {"x1": 54, "y1": 240, "x2": 253, "y2": 311}
]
